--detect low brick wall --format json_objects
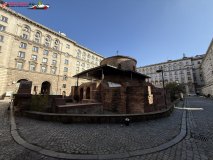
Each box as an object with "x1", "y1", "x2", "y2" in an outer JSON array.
[
  {"x1": 56, "y1": 103, "x2": 103, "y2": 114},
  {"x1": 21, "y1": 99, "x2": 180, "y2": 124}
]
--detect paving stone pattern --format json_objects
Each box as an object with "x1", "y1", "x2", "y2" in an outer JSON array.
[
  {"x1": 16, "y1": 102, "x2": 183, "y2": 155},
  {"x1": 0, "y1": 100, "x2": 60, "y2": 160},
  {"x1": 1, "y1": 97, "x2": 212, "y2": 159},
  {"x1": 115, "y1": 97, "x2": 212, "y2": 160}
]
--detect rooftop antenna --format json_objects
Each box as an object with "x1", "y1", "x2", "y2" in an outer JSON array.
[
  {"x1": 183, "y1": 53, "x2": 186, "y2": 58},
  {"x1": 116, "y1": 51, "x2": 119, "y2": 56}
]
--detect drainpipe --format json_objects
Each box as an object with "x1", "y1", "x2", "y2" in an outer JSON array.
[{"x1": 57, "y1": 53, "x2": 61, "y2": 95}]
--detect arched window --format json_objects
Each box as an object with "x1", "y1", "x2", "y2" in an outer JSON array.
[{"x1": 118, "y1": 64, "x2": 121, "y2": 69}]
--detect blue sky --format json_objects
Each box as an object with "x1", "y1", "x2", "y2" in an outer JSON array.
[{"x1": 10, "y1": 0, "x2": 213, "y2": 67}]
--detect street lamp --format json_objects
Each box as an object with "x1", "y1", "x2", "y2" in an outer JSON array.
[{"x1": 156, "y1": 69, "x2": 167, "y2": 108}]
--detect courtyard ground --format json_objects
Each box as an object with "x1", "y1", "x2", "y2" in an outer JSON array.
[{"x1": 0, "y1": 97, "x2": 212, "y2": 160}]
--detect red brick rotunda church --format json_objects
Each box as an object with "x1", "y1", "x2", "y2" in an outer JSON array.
[{"x1": 71, "y1": 55, "x2": 171, "y2": 114}]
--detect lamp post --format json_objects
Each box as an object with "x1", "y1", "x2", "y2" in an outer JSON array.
[{"x1": 156, "y1": 69, "x2": 167, "y2": 108}]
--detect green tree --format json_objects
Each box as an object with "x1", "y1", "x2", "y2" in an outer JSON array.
[
  {"x1": 30, "y1": 92, "x2": 48, "y2": 112},
  {"x1": 165, "y1": 82, "x2": 185, "y2": 101}
]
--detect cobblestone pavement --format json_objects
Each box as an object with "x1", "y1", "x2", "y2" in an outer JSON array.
[
  {"x1": 16, "y1": 102, "x2": 183, "y2": 155},
  {"x1": 0, "y1": 97, "x2": 212, "y2": 160},
  {"x1": 0, "y1": 100, "x2": 59, "y2": 160},
  {"x1": 115, "y1": 97, "x2": 212, "y2": 160}
]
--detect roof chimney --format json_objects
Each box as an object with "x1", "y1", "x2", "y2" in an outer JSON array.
[{"x1": 183, "y1": 53, "x2": 186, "y2": 58}]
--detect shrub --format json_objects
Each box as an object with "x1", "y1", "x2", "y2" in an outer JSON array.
[
  {"x1": 86, "y1": 94, "x2": 90, "y2": 99},
  {"x1": 30, "y1": 92, "x2": 48, "y2": 112}
]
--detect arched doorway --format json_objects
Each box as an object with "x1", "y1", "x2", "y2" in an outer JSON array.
[
  {"x1": 80, "y1": 88, "x2": 83, "y2": 101},
  {"x1": 41, "y1": 81, "x2": 51, "y2": 95},
  {"x1": 17, "y1": 79, "x2": 28, "y2": 83},
  {"x1": 86, "y1": 87, "x2": 90, "y2": 99}
]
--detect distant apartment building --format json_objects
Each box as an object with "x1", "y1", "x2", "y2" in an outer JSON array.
[
  {"x1": 0, "y1": 5, "x2": 105, "y2": 97},
  {"x1": 201, "y1": 39, "x2": 213, "y2": 96},
  {"x1": 136, "y1": 54, "x2": 205, "y2": 95}
]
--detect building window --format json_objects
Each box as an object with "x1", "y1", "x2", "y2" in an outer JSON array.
[
  {"x1": 191, "y1": 62, "x2": 194, "y2": 65},
  {"x1": 76, "y1": 67, "x2": 79, "y2": 71},
  {"x1": 81, "y1": 63, "x2": 85, "y2": 67},
  {"x1": 65, "y1": 53, "x2": 69, "y2": 57},
  {"x1": 41, "y1": 67, "x2": 46, "y2": 73},
  {"x1": 0, "y1": 35, "x2": 3, "y2": 42},
  {"x1": 76, "y1": 61, "x2": 80, "y2": 65},
  {"x1": 91, "y1": 61, "x2": 94, "y2": 64},
  {"x1": 33, "y1": 46, "x2": 38, "y2": 52},
  {"x1": 52, "y1": 60, "x2": 56, "y2": 65},
  {"x1": 175, "y1": 76, "x2": 178, "y2": 79},
  {"x1": 53, "y1": 46, "x2": 58, "y2": 50},
  {"x1": 62, "y1": 84, "x2": 66, "y2": 88},
  {"x1": 32, "y1": 55, "x2": 37, "y2": 60},
  {"x1": 64, "y1": 67, "x2": 68, "y2": 72},
  {"x1": 197, "y1": 61, "x2": 200, "y2": 64},
  {"x1": 55, "y1": 40, "x2": 59, "y2": 45},
  {"x1": 174, "y1": 67, "x2": 177, "y2": 70},
  {"x1": 87, "y1": 59, "x2": 89, "y2": 62},
  {"x1": 24, "y1": 27, "x2": 29, "y2": 32},
  {"x1": 34, "y1": 39, "x2": 39, "y2": 43},
  {"x1": 44, "y1": 50, "x2": 48, "y2": 55},
  {"x1": 155, "y1": 78, "x2": 158, "y2": 80},
  {"x1": 160, "y1": 77, "x2": 162, "y2": 80},
  {"x1": 180, "y1": 70, "x2": 183, "y2": 74},
  {"x1": 164, "y1": 77, "x2": 167, "y2": 80},
  {"x1": 182, "y1": 81, "x2": 184, "y2": 84},
  {"x1": 187, "y1": 72, "x2": 190, "y2": 75},
  {"x1": 18, "y1": 51, "x2": 25, "y2": 58},
  {"x1": 16, "y1": 62, "x2": 23, "y2": 69},
  {"x1": 82, "y1": 68, "x2": 85, "y2": 71},
  {"x1": 164, "y1": 69, "x2": 166, "y2": 71},
  {"x1": 175, "y1": 71, "x2": 178, "y2": 75},
  {"x1": 65, "y1": 59, "x2": 68, "y2": 64},
  {"x1": 22, "y1": 34, "x2": 28, "y2": 39},
  {"x1": 187, "y1": 67, "x2": 189, "y2": 71},
  {"x1": 170, "y1": 77, "x2": 172, "y2": 79},
  {"x1": 179, "y1": 62, "x2": 182, "y2": 65},
  {"x1": 63, "y1": 75, "x2": 67, "y2": 80},
  {"x1": 193, "y1": 71, "x2": 195, "y2": 74},
  {"x1": 42, "y1": 58, "x2": 47, "y2": 63},
  {"x1": 164, "y1": 73, "x2": 167, "y2": 76},
  {"x1": 20, "y1": 42, "x2": 27, "y2": 49},
  {"x1": 87, "y1": 64, "x2": 90, "y2": 68},
  {"x1": 45, "y1": 43, "x2": 49, "y2": 47},
  {"x1": 174, "y1": 63, "x2": 176, "y2": 66},
  {"x1": 0, "y1": 46, "x2": 2, "y2": 51},
  {"x1": 51, "y1": 68, "x2": 56, "y2": 74},
  {"x1": 30, "y1": 64, "x2": 35, "y2": 71},
  {"x1": 179, "y1": 67, "x2": 182, "y2": 69},
  {"x1": 181, "y1": 75, "x2": 184, "y2": 78},
  {"x1": 82, "y1": 57, "x2": 85, "y2": 61},
  {"x1": 155, "y1": 74, "x2": 157, "y2": 77},
  {"x1": 35, "y1": 32, "x2": 40, "y2": 37},
  {"x1": 188, "y1": 77, "x2": 191, "y2": 80},
  {"x1": 169, "y1": 72, "x2": 172, "y2": 75},
  {"x1": 53, "y1": 53, "x2": 57, "y2": 58},
  {"x1": 1, "y1": 16, "x2": 7, "y2": 23},
  {"x1": 0, "y1": 25, "x2": 5, "y2": 31},
  {"x1": 192, "y1": 66, "x2": 195, "y2": 68},
  {"x1": 186, "y1": 61, "x2": 188, "y2": 65},
  {"x1": 45, "y1": 36, "x2": 50, "y2": 41},
  {"x1": 66, "y1": 44, "x2": 70, "y2": 48}
]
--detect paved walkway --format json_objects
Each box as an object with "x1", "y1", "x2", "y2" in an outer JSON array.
[{"x1": 0, "y1": 97, "x2": 212, "y2": 159}]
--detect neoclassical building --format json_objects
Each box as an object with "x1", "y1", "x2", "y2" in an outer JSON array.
[
  {"x1": 201, "y1": 39, "x2": 213, "y2": 96},
  {"x1": 0, "y1": 6, "x2": 105, "y2": 97},
  {"x1": 136, "y1": 54, "x2": 205, "y2": 95}
]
